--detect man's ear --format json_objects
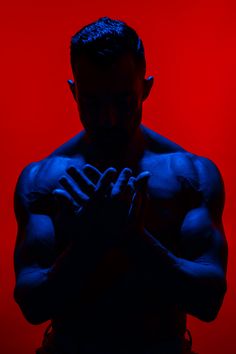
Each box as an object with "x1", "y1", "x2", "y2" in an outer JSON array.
[
  {"x1": 67, "y1": 79, "x2": 77, "y2": 100},
  {"x1": 142, "y1": 76, "x2": 154, "y2": 101}
]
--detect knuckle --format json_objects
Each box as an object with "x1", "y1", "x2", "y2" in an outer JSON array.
[{"x1": 59, "y1": 175, "x2": 69, "y2": 186}]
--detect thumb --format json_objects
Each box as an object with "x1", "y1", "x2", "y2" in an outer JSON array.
[
  {"x1": 129, "y1": 191, "x2": 141, "y2": 221},
  {"x1": 134, "y1": 171, "x2": 151, "y2": 192},
  {"x1": 129, "y1": 173, "x2": 150, "y2": 229}
]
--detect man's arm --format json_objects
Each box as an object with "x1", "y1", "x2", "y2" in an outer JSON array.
[
  {"x1": 14, "y1": 163, "x2": 121, "y2": 325},
  {"x1": 126, "y1": 156, "x2": 228, "y2": 322},
  {"x1": 14, "y1": 164, "x2": 84, "y2": 324},
  {"x1": 14, "y1": 212, "x2": 79, "y2": 324}
]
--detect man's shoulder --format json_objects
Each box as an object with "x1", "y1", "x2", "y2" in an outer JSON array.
[
  {"x1": 168, "y1": 151, "x2": 223, "y2": 188},
  {"x1": 16, "y1": 129, "x2": 87, "y2": 192},
  {"x1": 14, "y1": 131, "x2": 86, "y2": 214},
  {"x1": 142, "y1": 128, "x2": 224, "y2": 205},
  {"x1": 142, "y1": 126, "x2": 222, "y2": 182},
  {"x1": 16, "y1": 156, "x2": 70, "y2": 188},
  {"x1": 15, "y1": 155, "x2": 77, "y2": 214},
  {"x1": 167, "y1": 151, "x2": 225, "y2": 215},
  {"x1": 163, "y1": 150, "x2": 223, "y2": 191}
]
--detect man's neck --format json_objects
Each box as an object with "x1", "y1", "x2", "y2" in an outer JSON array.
[{"x1": 82, "y1": 125, "x2": 147, "y2": 171}]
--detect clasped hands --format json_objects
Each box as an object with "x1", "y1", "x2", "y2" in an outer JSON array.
[{"x1": 53, "y1": 164, "x2": 150, "y2": 247}]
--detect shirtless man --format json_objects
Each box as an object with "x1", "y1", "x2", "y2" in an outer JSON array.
[{"x1": 13, "y1": 17, "x2": 228, "y2": 354}]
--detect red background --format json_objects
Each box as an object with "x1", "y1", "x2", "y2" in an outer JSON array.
[{"x1": 1, "y1": 1, "x2": 236, "y2": 353}]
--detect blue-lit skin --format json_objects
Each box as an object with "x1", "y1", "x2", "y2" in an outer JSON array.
[{"x1": 14, "y1": 51, "x2": 227, "y2": 354}]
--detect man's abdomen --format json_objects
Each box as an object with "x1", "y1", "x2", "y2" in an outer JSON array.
[{"x1": 45, "y1": 274, "x2": 187, "y2": 354}]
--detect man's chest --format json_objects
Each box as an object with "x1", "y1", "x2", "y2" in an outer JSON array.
[
  {"x1": 77, "y1": 152, "x2": 193, "y2": 253},
  {"x1": 136, "y1": 154, "x2": 189, "y2": 253},
  {"x1": 31, "y1": 153, "x2": 198, "y2": 251}
]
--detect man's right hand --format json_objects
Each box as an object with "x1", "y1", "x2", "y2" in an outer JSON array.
[
  {"x1": 53, "y1": 164, "x2": 150, "y2": 246},
  {"x1": 53, "y1": 165, "x2": 117, "y2": 237}
]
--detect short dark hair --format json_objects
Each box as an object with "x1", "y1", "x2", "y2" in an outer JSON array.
[{"x1": 70, "y1": 17, "x2": 146, "y2": 77}]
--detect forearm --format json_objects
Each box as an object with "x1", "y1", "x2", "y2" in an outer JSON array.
[
  {"x1": 14, "y1": 240, "x2": 83, "y2": 324},
  {"x1": 14, "y1": 233, "x2": 119, "y2": 324},
  {"x1": 125, "y1": 228, "x2": 226, "y2": 321},
  {"x1": 14, "y1": 231, "x2": 107, "y2": 324},
  {"x1": 173, "y1": 255, "x2": 227, "y2": 321}
]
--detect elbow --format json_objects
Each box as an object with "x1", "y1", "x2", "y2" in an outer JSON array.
[
  {"x1": 23, "y1": 309, "x2": 48, "y2": 326},
  {"x1": 196, "y1": 306, "x2": 221, "y2": 323},
  {"x1": 205, "y1": 278, "x2": 227, "y2": 322},
  {"x1": 22, "y1": 310, "x2": 47, "y2": 326},
  {"x1": 196, "y1": 308, "x2": 219, "y2": 323},
  {"x1": 192, "y1": 278, "x2": 227, "y2": 323},
  {"x1": 14, "y1": 286, "x2": 50, "y2": 325}
]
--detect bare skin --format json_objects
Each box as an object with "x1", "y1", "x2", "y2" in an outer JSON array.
[{"x1": 14, "y1": 53, "x2": 228, "y2": 354}]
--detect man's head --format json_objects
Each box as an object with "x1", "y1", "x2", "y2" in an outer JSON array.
[{"x1": 68, "y1": 17, "x2": 154, "y2": 149}]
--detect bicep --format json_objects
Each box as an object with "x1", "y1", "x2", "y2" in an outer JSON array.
[
  {"x1": 14, "y1": 163, "x2": 57, "y2": 275},
  {"x1": 14, "y1": 213, "x2": 56, "y2": 277},
  {"x1": 179, "y1": 206, "x2": 228, "y2": 275}
]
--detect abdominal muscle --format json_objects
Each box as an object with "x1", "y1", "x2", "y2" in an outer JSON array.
[{"x1": 47, "y1": 251, "x2": 187, "y2": 354}]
